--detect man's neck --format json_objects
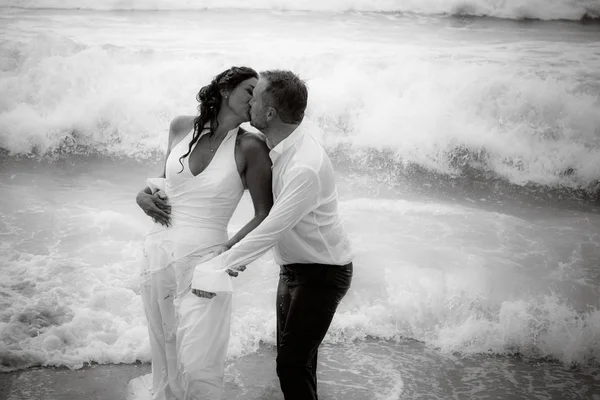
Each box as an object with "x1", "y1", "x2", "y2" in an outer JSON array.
[{"x1": 264, "y1": 123, "x2": 300, "y2": 149}]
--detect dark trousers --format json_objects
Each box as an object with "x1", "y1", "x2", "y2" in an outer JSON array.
[{"x1": 276, "y1": 262, "x2": 353, "y2": 400}]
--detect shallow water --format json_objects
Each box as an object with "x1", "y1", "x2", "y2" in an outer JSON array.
[
  {"x1": 226, "y1": 341, "x2": 600, "y2": 400},
  {"x1": 1, "y1": 158, "x2": 599, "y2": 399}
]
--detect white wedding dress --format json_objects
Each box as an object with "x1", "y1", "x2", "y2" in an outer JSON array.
[{"x1": 128, "y1": 126, "x2": 243, "y2": 400}]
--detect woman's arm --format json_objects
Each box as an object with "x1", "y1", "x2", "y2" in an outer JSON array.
[
  {"x1": 224, "y1": 132, "x2": 274, "y2": 249},
  {"x1": 136, "y1": 116, "x2": 193, "y2": 226}
]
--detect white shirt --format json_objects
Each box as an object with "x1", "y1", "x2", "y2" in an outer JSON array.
[{"x1": 191, "y1": 125, "x2": 353, "y2": 288}]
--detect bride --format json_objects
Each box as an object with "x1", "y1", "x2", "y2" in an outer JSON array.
[{"x1": 130, "y1": 66, "x2": 273, "y2": 400}]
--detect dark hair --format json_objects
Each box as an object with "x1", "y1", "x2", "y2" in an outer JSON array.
[
  {"x1": 260, "y1": 70, "x2": 308, "y2": 124},
  {"x1": 179, "y1": 66, "x2": 258, "y2": 171}
]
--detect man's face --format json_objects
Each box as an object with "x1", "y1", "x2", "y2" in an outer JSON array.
[{"x1": 249, "y1": 77, "x2": 270, "y2": 130}]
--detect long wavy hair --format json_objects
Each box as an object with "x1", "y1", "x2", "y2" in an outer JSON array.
[{"x1": 178, "y1": 66, "x2": 258, "y2": 172}]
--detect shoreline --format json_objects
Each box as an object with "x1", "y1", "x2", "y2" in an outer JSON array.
[
  {"x1": 1, "y1": 363, "x2": 151, "y2": 400},
  {"x1": 3, "y1": 340, "x2": 600, "y2": 400}
]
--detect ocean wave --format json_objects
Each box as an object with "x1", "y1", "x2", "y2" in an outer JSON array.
[
  {"x1": 1, "y1": 194, "x2": 599, "y2": 371},
  {"x1": 331, "y1": 198, "x2": 600, "y2": 366},
  {"x1": 2, "y1": 0, "x2": 600, "y2": 21},
  {"x1": 1, "y1": 30, "x2": 599, "y2": 193},
  {"x1": 4, "y1": 292, "x2": 597, "y2": 371},
  {"x1": 325, "y1": 294, "x2": 600, "y2": 366}
]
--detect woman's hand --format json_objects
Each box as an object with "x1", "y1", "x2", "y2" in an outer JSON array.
[{"x1": 136, "y1": 190, "x2": 171, "y2": 227}]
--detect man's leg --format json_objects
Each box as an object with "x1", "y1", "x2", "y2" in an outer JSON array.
[
  {"x1": 276, "y1": 273, "x2": 292, "y2": 352},
  {"x1": 310, "y1": 350, "x2": 318, "y2": 389},
  {"x1": 276, "y1": 283, "x2": 348, "y2": 400}
]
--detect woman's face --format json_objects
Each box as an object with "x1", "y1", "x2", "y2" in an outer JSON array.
[{"x1": 224, "y1": 77, "x2": 258, "y2": 121}]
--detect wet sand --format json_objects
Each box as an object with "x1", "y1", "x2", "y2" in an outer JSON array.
[{"x1": 1, "y1": 363, "x2": 151, "y2": 400}]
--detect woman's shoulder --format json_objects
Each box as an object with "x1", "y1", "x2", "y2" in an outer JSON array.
[
  {"x1": 167, "y1": 115, "x2": 195, "y2": 147},
  {"x1": 169, "y1": 115, "x2": 195, "y2": 135},
  {"x1": 236, "y1": 129, "x2": 271, "y2": 167},
  {"x1": 237, "y1": 129, "x2": 269, "y2": 150}
]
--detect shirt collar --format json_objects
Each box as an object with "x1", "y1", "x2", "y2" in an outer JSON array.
[{"x1": 269, "y1": 126, "x2": 304, "y2": 164}]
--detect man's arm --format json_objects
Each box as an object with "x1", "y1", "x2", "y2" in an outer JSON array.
[
  {"x1": 197, "y1": 167, "x2": 320, "y2": 278},
  {"x1": 135, "y1": 116, "x2": 192, "y2": 226}
]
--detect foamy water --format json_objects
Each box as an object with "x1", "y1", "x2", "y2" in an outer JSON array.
[
  {"x1": 1, "y1": 8, "x2": 599, "y2": 191},
  {"x1": 1, "y1": 4, "x2": 600, "y2": 398},
  {"x1": 1, "y1": 159, "x2": 599, "y2": 373},
  {"x1": 2, "y1": 0, "x2": 600, "y2": 20}
]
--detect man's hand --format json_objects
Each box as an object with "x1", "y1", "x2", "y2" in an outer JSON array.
[
  {"x1": 202, "y1": 243, "x2": 230, "y2": 257},
  {"x1": 191, "y1": 289, "x2": 216, "y2": 299},
  {"x1": 226, "y1": 265, "x2": 246, "y2": 277},
  {"x1": 137, "y1": 190, "x2": 171, "y2": 227}
]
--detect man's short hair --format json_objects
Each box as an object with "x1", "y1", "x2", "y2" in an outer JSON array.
[{"x1": 260, "y1": 70, "x2": 308, "y2": 124}]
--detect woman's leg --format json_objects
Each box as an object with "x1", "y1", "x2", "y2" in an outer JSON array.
[
  {"x1": 141, "y1": 273, "x2": 171, "y2": 400},
  {"x1": 176, "y1": 290, "x2": 232, "y2": 400},
  {"x1": 141, "y1": 268, "x2": 182, "y2": 400}
]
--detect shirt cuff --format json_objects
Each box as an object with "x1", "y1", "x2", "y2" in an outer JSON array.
[{"x1": 191, "y1": 256, "x2": 233, "y2": 293}]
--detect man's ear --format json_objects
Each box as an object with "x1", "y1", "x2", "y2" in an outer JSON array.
[{"x1": 266, "y1": 107, "x2": 277, "y2": 121}]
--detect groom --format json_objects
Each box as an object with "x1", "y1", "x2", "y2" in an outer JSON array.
[{"x1": 193, "y1": 70, "x2": 353, "y2": 400}]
